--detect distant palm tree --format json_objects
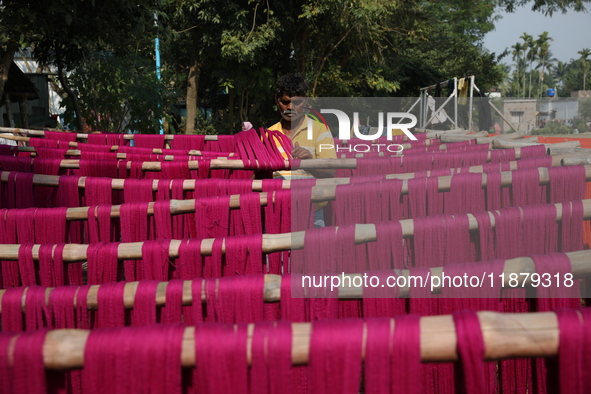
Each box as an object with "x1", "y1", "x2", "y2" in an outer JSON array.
[
  {"x1": 521, "y1": 33, "x2": 536, "y2": 98},
  {"x1": 553, "y1": 61, "x2": 568, "y2": 87},
  {"x1": 513, "y1": 57, "x2": 528, "y2": 97},
  {"x1": 511, "y1": 42, "x2": 525, "y2": 97},
  {"x1": 579, "y1": 48, "x2": 591, "y2": 90},
  {"x1": 536, "y1": 32, "x2": 553, "y2": 96}
]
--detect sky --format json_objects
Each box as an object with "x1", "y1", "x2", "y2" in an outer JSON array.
[{"x1": 482, "y1": 6, "x2": 591, "y2": 66}]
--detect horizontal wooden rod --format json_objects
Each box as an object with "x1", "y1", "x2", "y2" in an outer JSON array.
[
  {"x1": 30, "y1": 311, "x2": 561, "y2": 369},
  {"x1": 1, "y1": 163, "x2": 585, "y2": 222},
  {"x1": 54, "y1": 158, "x2": 290, "y2": 171},
  {"x1": 0, "y1": 170, "x2": 277, "y2": 191},
  {"x1": 2, "y1": 248, "x2": 590, "y2": 311},
  {"x1": 9, "y1": 145, "x2": 234, "y2": 158},
  {"x1": 0, "y1": 127, "x2": 221, "y2": 141},
  {"x1": 0, "y1": 199, "x2": 589, "y2": 262},
  {"x1": 1, "y1": 126, "x2": 445, "y2": 142},
  {"x1": 439, "y1": 131, "x2": 489, "y2": 143},
  {"x1": 563, "y1": 157, "x2": 591, "y2": 166},
  {"x1": 0, "y1": 154, "x2": 568, "y2": 192},
  {"x1": 1, "y1": 145, "x2": 571, "y2": 172}
]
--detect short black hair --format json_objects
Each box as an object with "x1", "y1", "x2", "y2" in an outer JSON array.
[{"x1": 275, "y1": 74, "x2": 308, "y2": 97}]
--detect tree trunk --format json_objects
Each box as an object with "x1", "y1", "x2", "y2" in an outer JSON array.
[
  {"x1": 185, "y1": 58, "x2": 201, "y2": 134},
  {"x1": 4, "y1": 93, "x2": 15, "y2": 127},
  {"x1": 56, "y1": 49, "x2": 84, "y2": 131},
  {"x1": 0, "y1": 43, "x2": 18, "y2": 102}
]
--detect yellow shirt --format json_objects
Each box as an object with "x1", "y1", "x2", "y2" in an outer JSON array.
[{"x1": 268, "y1": 115, "x2": 336, "y2": 179}]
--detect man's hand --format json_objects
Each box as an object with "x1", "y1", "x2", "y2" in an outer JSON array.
[{"x1": 292, "y1": 142, "x2": 312, "y2": 159}]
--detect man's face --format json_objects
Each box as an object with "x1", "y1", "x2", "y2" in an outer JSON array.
[{"x1": 276, "y1": 93, "x2": 307, "y2": 123}]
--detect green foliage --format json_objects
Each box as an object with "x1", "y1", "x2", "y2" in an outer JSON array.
[
  {"x1": 64, "y1": 52, "x2": 165, "y2": 133},
  {"x1": 2, "y1": 0, "x2": 588, "y2": 134},
  {"x1": 532, "y1": 121, "x2": 572, "y2": 135},
  {"x1": 499, "y1": 0, "x2": 588, "y2": 15},
  {"x1": 580, "y1": 98, "x2": 591, "y2": 120}
]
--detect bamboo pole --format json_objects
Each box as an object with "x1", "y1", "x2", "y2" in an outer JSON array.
[
  {"x1": 0, "y1": 152, "x2": 568, "y2": 191},
  {"x1": 2, "y1": 143, "x2": 570, "y2": 172},
  {"x1": 2, "y1": 164, "x2": 588, "y2": 222},
  {"x1": 563, "y1": 157, "x2": 591, "y2": 166},
  {"x1": 474, "y1": 133, "x2": 529, "y2": 144},
  {"x1": 410, "y1": 128, "x2": 465, "y2": 135},
  {"x1": 14, "y1": 311, "x2": 561, "y2": 369},
  {"x1": 492, "y1": 138, "x2": 540, "y2": 149},
  {"x1": 0, "y1": 126, "x2": 221, "y2": 141},
  {"x1": 8, "y1": 146, "x2": 235, "y2": 158},
  {"x1": 439, "y1": 131, "x2": 489, "y2": 143},
  {"x1": 2, "y1": 248, "x2": 590, "y2": 310},
  {"x1": 0, "y1": 199, "x2": 589, "y2": 261}
]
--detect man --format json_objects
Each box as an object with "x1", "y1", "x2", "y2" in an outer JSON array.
[
  {"x1": 268, "y1": 74, "x2": 336, "y2": 179},
  {"x1": 268, "y1": 74, "x2": 336, "y2": 227}
]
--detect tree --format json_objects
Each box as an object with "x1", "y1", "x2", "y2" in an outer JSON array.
[
  {"x1": 511, "y1": 42, "x2": 526, "y2": 96},
  {"x1": 520, "y1": 33, "x2": 537, "y2": 98},
  {"x1": 160, "y1": 0, "x2": 280, "y2": 134},
  {"x1": 579, "y1": 48, "x2": 591, "y2": 90},
  {"x1": 553, "y1": 60, "x2": 569, "y2": 88},
  {"x1": 499, "y1": 0, "x2": 588, "y2": 15},
  {"x1": 535, "y1": 32, "x2": 553, "y2": 96},
  {"x1": 0, "y1": 1, "x2": 160, "y2": 130}
]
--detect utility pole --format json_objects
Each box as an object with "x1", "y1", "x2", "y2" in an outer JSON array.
[{"x1": 154, "y1": 12, "x2": 164, "y2": 135}]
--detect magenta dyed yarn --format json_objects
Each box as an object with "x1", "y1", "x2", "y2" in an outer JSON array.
[
  {"x1": 139, "y1": 239, "x2": 172, "y2": 281},
  {"x1": 548, "y1": 165, "x2": 586, "y2": 203},
  {"x1": 38, "y1": 243, "x2": 66, "y2": 287},
  {"x1": 45, "y1": 130, "x2": 77, "y2": 142},
  {"x1": 194, "y1": 323, "x2": 249, "y2": 393},
  {"x1": 120, "y1": 201, "x2": 150, "y2": 281},
  {"x1": 83, "y1": 324, "x2": 185, "y2": 394},
  {"x1": 47, "y1": 285, "x2": 90, "y2": 329},
  {"x1": 362, "y1": 270, "x2": 406, "y2": 317},
  {"x1": 78, "y1": 159, "x2": 119, "y2": 178},
  {"x1": 250, "y1": 321, "x2": 293, "y2": 394},
  {"x1": 24, "y1": 285, "x2": 49, "y2": 331},
  {"x1": 280, "y1": 274, "x2": 306, "y2": 322},
  {"x1": 95, "y1": 282, "x2": 127, "y2": 328},
  {"x1": 223, "y1": 234, "x2": 264, "y2": 276},
  {"x1": 12, "y1": 329, "x2": 48, "y2": 393},
  {"x1": 264, "y1": 189, "x2": 291, "y2": 274},
  {"x1": 17, "y1": 243, "x2": 36, "y2": 286},
  {"x1": 235, "y1": 192, "x2": 263, "y2": 235},
  {"x1": 519, "y1": 144, "x2": 547, "y2": 159},
  {"x1": 511, "y1": 168, "x2": 547, "y2": 206},
  {"x1": 554, "y1": 309, "x2": 584, "y2": 394},
  {"x1": 392, "y1": 315, "x2": 422, "y2": 394},
  {"x1": 29, "y1": 137, "x2": 59, "y2": 148},
  {"x1": 580, "y1": 308, "x2": 591, "y2": 393},
  {"x1": 169, "y1": 134, "x2": 205, "y2": 150},
  {"x1": 123, "y1": 179, "x2": 154, "y2": 202},
  {"x1": 560, "y1": 201, "x2": 584, "y2": 252},
  {"x1": 130, "y1": 280, "x2": 159, "y2": 326},
  {"x1": 364, "y1": 318, "x2": 392, "y2": 394},
  {"x1": 1, "y1": 287, "x2": 25, "y2": 331},
  {"x1": 194, "y1": 196, "x2": 231, "y2": 239},
  {"x1": 173, "y1": 239, "x2": 203, "y2": 280},
  {"x1": 309, "y1": 319, "x2": 363, "y2": 394},
  {"x1": 453, "y1": 310, "x2": 487, "y2": 394},
  {"x1": 134, "y1": 134, "x2": 166, "y2": 149},
  {"x1": 204, "y1": 275, "x2": 264, "y2": 324},
  {"x1": 444, "y1": 173, "x2": 486, "y2": 214},
  {"x1": 153, "y1": 200, "x2": 173, "y2": 239},
  {"x1": 86, "y1": 205, "x2": 117, "y2": 243},
  {"x1": 86, "y1": 242, "x2": 121, "y2": 284},
  {"x1": 54, "y1": 175, "x2": 82, "y2": 208},
  {"x1": 159, "y1": 279, "x2": 184, "y2": 324}
]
